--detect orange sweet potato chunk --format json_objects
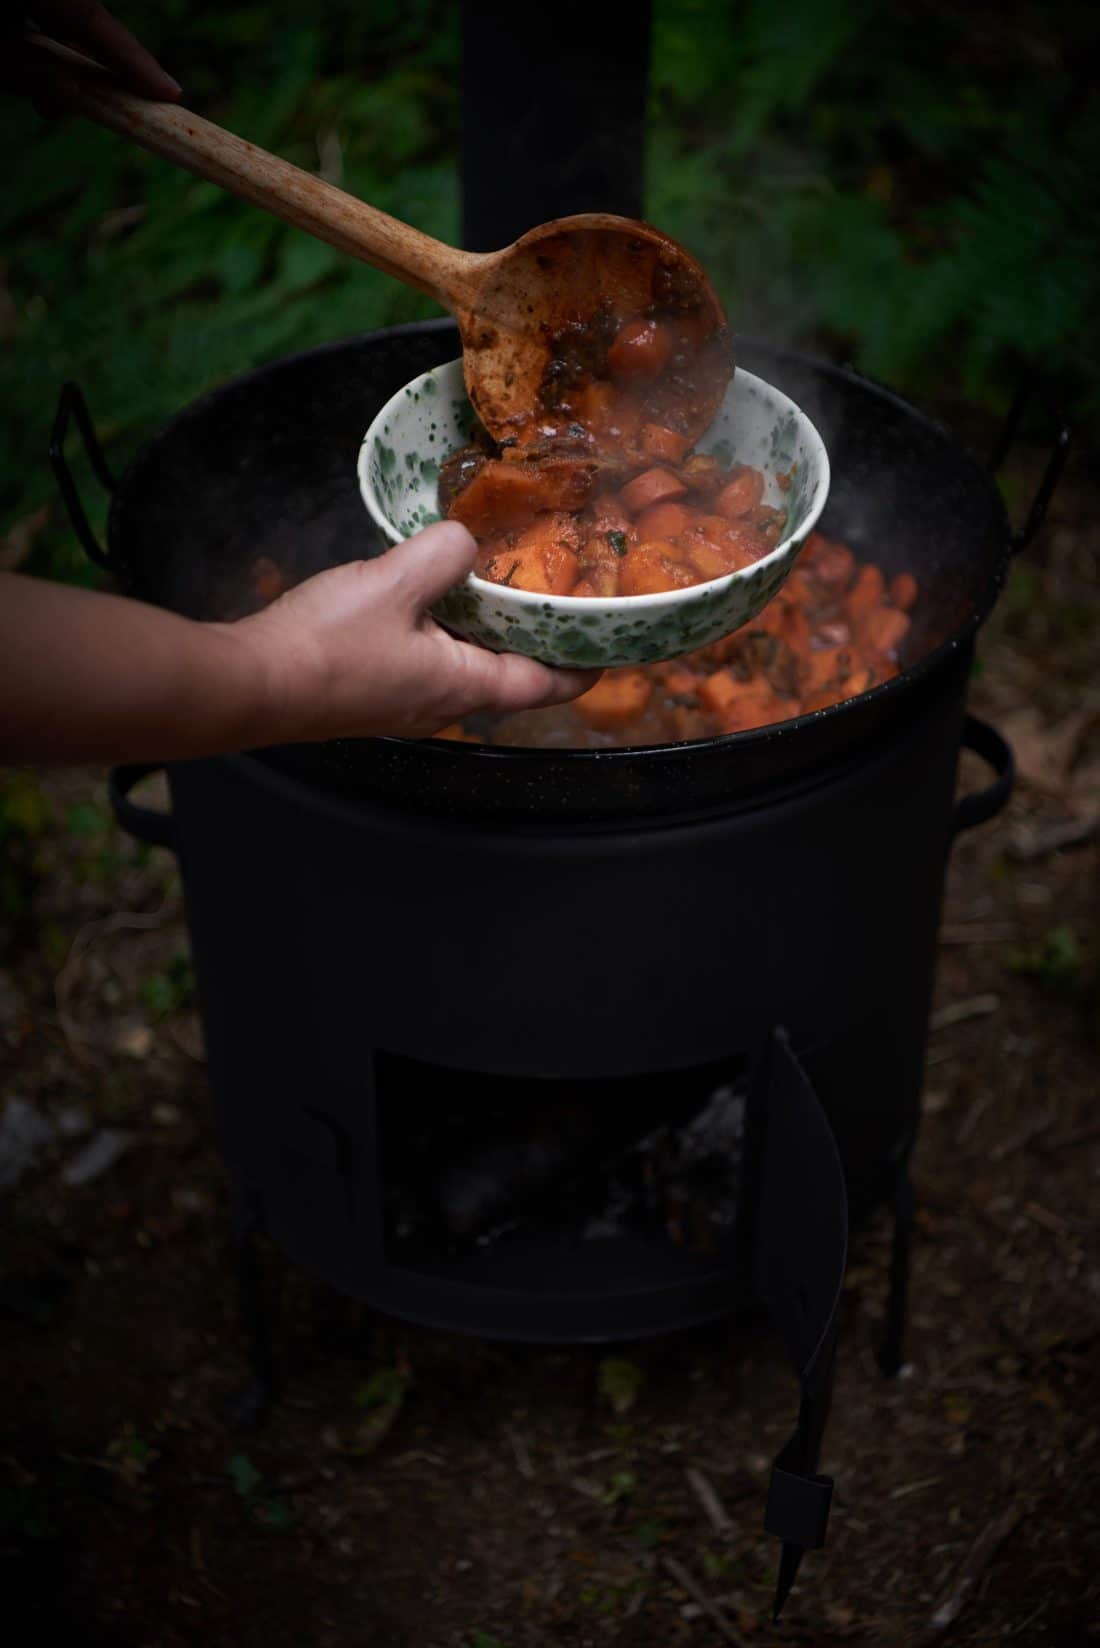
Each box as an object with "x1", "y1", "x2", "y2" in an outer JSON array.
[
  {"x1": 574, "y1": 670, "x2": 653, "y2": 730},
  {"x1": 714, "y1": 467, "x2": 765, "y2": 520},
  {"x1": 619, "y1": 541, "x2": 696, "y2": 596},
  {"x1": 449, "y1": 458, "x2": 595, "y2": 534}
]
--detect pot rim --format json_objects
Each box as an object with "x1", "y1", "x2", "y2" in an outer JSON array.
[{"x1": 109, "y1": 319, "x2": 1010, "y2": 765}]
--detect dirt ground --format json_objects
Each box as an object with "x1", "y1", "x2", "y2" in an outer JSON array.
[{"x1": 2, "y1": 447, "x2": 1098, "y2": 1648}]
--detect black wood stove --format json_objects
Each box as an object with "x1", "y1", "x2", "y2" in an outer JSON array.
[{"x1": 46, "y1": 7, "x2": 1071, "y2": 1618}]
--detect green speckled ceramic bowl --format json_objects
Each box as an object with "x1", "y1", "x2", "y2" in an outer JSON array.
[{"x1": 358, "y1": 357, "x2": 830, "y2": 669}]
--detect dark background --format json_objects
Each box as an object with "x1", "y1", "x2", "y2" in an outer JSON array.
[
  {"x1": 1, "y1": 0, "x2": 1097, "y2": 582},
  {"x1": 1, "y1": 7, "x2": 1098, "y2": 1645}
]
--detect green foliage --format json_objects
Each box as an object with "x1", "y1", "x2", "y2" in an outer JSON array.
[
  {"x1": 227, "y1": 1451, "x2": 262, "y2": 1498},
  {"x1": 353, "y1": 1366, "x2": 409, "y2": 1408},
  {"x1": 2, "y1": 0, "x2": 1095, "y2": 588},
  {"x1": 601, "y1": 1469, "x2": 636, "y2": 1507},
  {"x1": 650, "y1": 0, "x2": 1099, "y2": 420},
  {"x1": 0, "y1": 1, "x2": 458, "y2": 571},
  {"x1": 1009, "y1": 923, "x2": 1086, "y2": 1000},
  {"x1": 140, "y1": 951, "x2": 195, "y2": 1019},
  {"x1": 0, "y1": 772, "x2": 50, "y2": 926},
  {"x1": 597, "y1": 1356, "x2": 645, "y2": 1416}
]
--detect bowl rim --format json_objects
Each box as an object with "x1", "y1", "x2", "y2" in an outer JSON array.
[{"x1": 358, "y1": 357, "x2": 831, "y2": 611}]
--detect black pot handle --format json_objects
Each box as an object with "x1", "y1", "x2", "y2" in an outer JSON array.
[
  {"x1": 109, "y1": 764, "x2": 177, "y2": 851},
  {"x1": 952, "y1": 714, "x2": 1014, "y2": 840},
  {"x1": 987, "y1": 375, "x2": 1072, "y2": 554},
  {"x1": 49, "y1": 381, "x2": 116, "y2": 571}
]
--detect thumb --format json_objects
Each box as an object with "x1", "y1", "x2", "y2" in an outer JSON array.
[{"x1": 385, "y1": 520, "x2": 479, "y2": 610}]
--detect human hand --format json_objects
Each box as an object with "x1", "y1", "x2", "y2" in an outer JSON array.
[
  {"x1": 229, "y1": 521, "x2": 601, "y2": 743},
  {"x1": 3, "y1": 2, "x2": 181, "y2": 109}
]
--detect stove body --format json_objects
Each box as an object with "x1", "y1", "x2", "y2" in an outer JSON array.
[{"x1": 156, "y1": 642, "x2": 970, "y2": 1341}]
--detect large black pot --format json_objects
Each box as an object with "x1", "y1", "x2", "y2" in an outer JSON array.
[{"x1": 51, "y1": 323, "x2": 1066, "y2": 823}]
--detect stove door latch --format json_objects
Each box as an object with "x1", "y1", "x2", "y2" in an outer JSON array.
[{"x1": 747, "y1": 1027, "x2": 848, "y2": 1620}]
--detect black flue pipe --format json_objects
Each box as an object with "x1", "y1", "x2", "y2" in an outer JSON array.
[{"x1": 460, "y1": 0, "x2": 652, "y2": 250}]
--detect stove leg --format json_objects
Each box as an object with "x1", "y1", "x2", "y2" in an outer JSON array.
[
  {"x1": 877, "y1": 1164, "x2": 915, "y2": 1379},
  {"x1": 223, "y1": 1183, "x2": 280, "y2": 1430}
]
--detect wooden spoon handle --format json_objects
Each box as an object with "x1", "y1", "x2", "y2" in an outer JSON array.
[{"x1": 26, "y1": 36, "x2": 484, "y2": 310}]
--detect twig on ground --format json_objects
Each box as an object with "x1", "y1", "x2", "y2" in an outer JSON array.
[
  {"x1": 938, "y1": 923, "x2": 1017, "y2": 944},
  {"x1": 918, "y1": 1503, "x2": 1024, "y2": 1641},
  {"x1": 958, "y1": 1092, "x2": 994, "y2": 1145},
  {"x1": 661, "y1": 1556, "x2": 747, "y2": 1646},
  {"x1": 930, "y1": 995, "x2": 1000, "y2": 1032},
  {"x1": 990, "y1": 1112, "x2": 1056, "y2": 1161},
  {"x1": 1008, "y1": 814, "x2": 1100, "y2": 861},
  {"x1": 889, "y1": 1476, "x2": 942, "y2": 1501},
  {"x1": 507, "y1": 1428, "x2": 534, "y2": 1478},
  {"x1": 1023, "y1": 1201, "x2": 1071, "y2": 1235},
  {"x1": 685, "y1": 1465, "x2": 734, "y2": 1536}
]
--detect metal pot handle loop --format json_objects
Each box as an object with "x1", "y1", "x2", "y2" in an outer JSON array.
[
  {"x1": 951, "y1": 715, "x2": 1014, "y2": 840},
  {"x1": 987, "y1": 377, "x2": 1072, "y2": 554},
  {"x1": 109, "y1": 764, "x2": 177, "y2": 851},
  {"x1": 49, "y1": 381, "x2": 116, "y2": 571}
]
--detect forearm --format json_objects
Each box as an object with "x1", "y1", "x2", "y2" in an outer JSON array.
[{"x1": 0, "y1": 572, "x2": 281, "y2": 763}]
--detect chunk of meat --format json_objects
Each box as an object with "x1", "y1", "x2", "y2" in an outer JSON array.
[
  {"x1": 438, "y1": 445, "x2": 487, "y2": 514},
  {"x1": 448, "y1": 458, "x2": 595, "y2": 534}
]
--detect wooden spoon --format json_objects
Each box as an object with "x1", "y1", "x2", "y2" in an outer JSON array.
[{"x1": 29, "y1": 37, "x2": 733, "y2": 449}]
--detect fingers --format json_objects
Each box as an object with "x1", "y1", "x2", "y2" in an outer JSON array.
[
  {"x1": 459, "y1": 645, "x2": 601, "y2": 716},
  {"x1": 34, "y1": 1, "x2": 182, "y2": 100},
  {"x1": 385, "y1": 519, "x2": 479, "y2": 609}
]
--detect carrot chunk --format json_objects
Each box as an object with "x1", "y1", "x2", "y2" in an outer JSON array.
[
  {"x1": 863, "y1": 606, "x2": 911, "y2": 656},
  {"x1": 714, "y1": 467, "x2": 765, "y2": 520},
  {"x1": 890, "y1": 571, "x2": 919, "y2": 611},
  {"x1": 845, "y1": 563, "x2": 886, "y2": 622},
  {"x1": 619, "y1": 541, "x2": 696, "y2": 596},
  {"x1": 634, "y1": 501, "x2": 691, "y2": 539},
  {"x1": 685, "y1": 538, "x2": 738, "y2": 582},
  {"x1": 574, "y1": 670, "x2": 653, "y2": 730},
  {"x1": 618, "y1": 466, "x2": 689, "y2": 515},
  {"x1": 640, "y1": 423, "x2": 692, "y2": 464},
  {"x1": 607, "y1": 318, "x2": 673, "y2": 381}
]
